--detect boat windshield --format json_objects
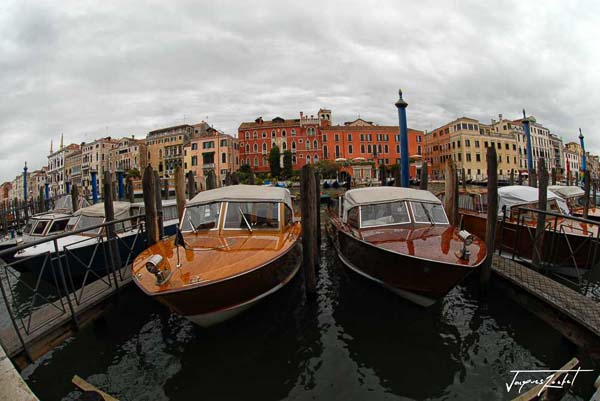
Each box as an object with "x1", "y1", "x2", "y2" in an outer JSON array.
[
  {"x1": 224, "y1": 202, "x2": 279, "y2": 230},
  {"x1": 360, "y1": 201, "x2": 411, "y2": 228},
  {"x1": 410, "y1": 202, "x2": 449, "y2": 225},
  {"x1": 47, "y1": 219, "x2": 70, "y2": 235},
  {"x1": 76, "y1": 215, "x2": 105, "y2": 236},
  {"x1": 31, "y1": 220, "x2": 50, "y2": 235},
  {"x1": 66, "y1": 216, "x2": 79, "y2": 232},
  {"x1": 22, "y1": 220, "x2": 34, "y2": 235},
  {"x1": 181, "y1": 202, "x2": 221, "y2": 231}
]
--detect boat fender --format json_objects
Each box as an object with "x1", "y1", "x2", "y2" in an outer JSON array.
[
  {"x1": 145, "y1": 254, "x2": 173, "y2": 285},
  {"x1": 457, "y1": 230, "x2": 474, "y2": 260}
]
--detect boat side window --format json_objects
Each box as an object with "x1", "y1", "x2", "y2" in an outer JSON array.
[
  {"x1": 458, "y1": 193, "x2": 475, "y2": 212},
  {"x1": 347, "y1": 207, "x2": 360, "y2": 228},
  {"x1": 47, "y1": 219, "x2": 69, "y2": 234},
  {"x1": 224, "y1": 202, "x2": 279, "y2": 230},
  {"x1": 284, "y1": 206, "x2": 293, "y2": 226},
  {"x1": 163, "y1": 205, "x2": 178, "y2": 222},
  {"x1": 32, "y1": 220, "x2": 49, "y2": 235},
  {"x1": 410, "y1": 202, "x2": 449, "y2": 225},
  {"x1": 23, "y1": 220, "x2": 34, "y2": 235},
  {"x1": 181, "y1": 202, "x2": 221, "y2": 231},
  {"x1": 76, "y1": 215, "x2": 105, "y2": 235},
  {"x1": 66, "y1": 216, "x2": 79, "y2": 231},
  {"x1": 360, "y1": 201, "x2": 410, "y2": 228}
]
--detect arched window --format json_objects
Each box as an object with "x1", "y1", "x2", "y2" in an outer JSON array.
[
  {"x1": 253, "y1": 131, "x2": 258, "y2": 139},
  {"x1": 262, "y1": 131, "x2": 267, "y2": 138},
  {"x1": 282, "y1": 130, "x2": 286, "y2": 137},
  {"x1": 253, "y1": 144, "x2": 258, "y2": 152},
  {"x1": 246, "y1": 144, "x2": 249, "y2": 153},
  {"x1": 254, "y1": 157, "x2": 258, "y2": 166},
  {"x1": 313, "y1": 140, "x2": 318, "y2": 149},
  {"x1": 245, "y1": 131, "x2": 250, "y2": 139},
  {"x1": 159, "y1": 149, "x2": 162, "y2": 158},
  {"x1": 291, "y1": 141, "x2": 296, "y2": 150},
  {"x1": 291, "y1": 129, "x2": 296, "y2": 136},
  {"x1": 306, "y1": 141, "x2": 311, "y2": 150},
  {"x1": 314, "y1": 155, "x2": 319, "y2": 162},
  {"x1": 282, "y1": 142, "x2": 287, "y2": 150},
  {"x1": 323, "y1": 145, "x2": 328, "y2": 158},
  {"x1": 262, "y1": 143, "x2": 267, "y2": 152},
  {"x1": 271, "y1": 130, "x2": 276, "y2": 138},
  {"x1": 307, "y1": 155, "x2": 311, "y2": 164}
]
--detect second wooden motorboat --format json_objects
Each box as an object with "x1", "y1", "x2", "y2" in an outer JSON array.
[{"x1": 326, "y1": 187, "x2": 486, "y2": 307}]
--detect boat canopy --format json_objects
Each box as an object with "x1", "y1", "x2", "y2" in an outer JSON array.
[
  {"x1": 188, "y1": 185, "x2": 293, "y2": 210},
  {"x1": 344, "y1": 187, "x2": 441, "y2": 222},
  {"x1": 548, "y1": 185, "x2": 585, "y2": 199},
  {"x1": 74, "y1": 201, "x2": 131, "y2": 219},
  {"x1": 53, "y1": 195, "x2": 91, "y2": 212},
  {"x1": 498, "y1": 186, "x2": 569, "y2": 216}
]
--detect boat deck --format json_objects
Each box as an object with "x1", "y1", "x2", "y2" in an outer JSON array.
[{"x1": 491, "y1": 254, "x2": 600, "y2": 346}]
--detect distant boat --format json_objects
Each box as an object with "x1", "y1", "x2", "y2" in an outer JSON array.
[
  {"x1": 326, "y1": 187, "x2": 486, "y2": 306},
  {"x1": 132, "y1": 185, "x2": 302, "y2": 327},
  {"x1": 548, "y1": 185, "x2": 600, "y2": 222}
]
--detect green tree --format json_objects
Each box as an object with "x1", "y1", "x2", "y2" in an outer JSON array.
[
  {"x1": 314, "y1": 160, "x2": 340, "y2": 179},
  {"x1": 238, "y1": 164, "x2": 253, "y2": 184},
  {"x1": 281, "y1": 150, "x2": 293, "y2": 179},
  {"x1": 269, "y1": 145, "x2": 281, "y2": 178}
]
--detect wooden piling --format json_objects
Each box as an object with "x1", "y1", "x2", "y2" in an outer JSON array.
[
  {"x1": 480, "y1": 146, "x2": 498, "y2": 289},
  {"x1": 444, "y1": 159, "x2": 458, "y2": 226},
  {"x1": 142, "y1": 166, "x2": 159, "y2": 246},
  {"x1": 224, "y1": 172, "x2": 232, "y2": 186},
  {"x1": 206, "y1": 170, "x2": 217, "y2": 190},
  {"x1": 518, "y1": 171, "x2": 523, "y2": 185},
  {"x1": 314, "y1": 171, "x2": 321, "y2": 250},
  {"x1": 551, "y1": 167, "x2": 557, "y2": 185},
  {"x1": 71, "y1": 184, "x2": 79, "y2": 213},
  {"x1": 533, "y1": 159, "x2": 548, "y2": 269},
  {"x1": 300, "y1": 164, "x2": 317, "y2": 295},
  {"x1": 419, "y1": 161, "x2": 428, "y2": 190},
  {"x1": 583, "y1": 170, "x2": 591, "y2": 220},
  {"x1": 126, "y1": 177, "x2": 134, "y2": 203},
  {"x1": 379, "y1": 165, "x2": 386, "y2": 187},
  {"x1": 174, "y1": 166, "x2": 186, "y2": 221},
  {"x1": 509, "y1": 169, "x2": 514, "y2": 185},
  {"x1": 103, "y1": 171, "x2": 122, "y2": 272},
  {"x1": 231, "y1": 172, "x2": 240, "y2": 185},
  {"x1": 530, "y1": 168, "x2": 537, "y2": 188},
  {"x1": 248, "y1": 170, "x2": 255, "y2": 185},
  {"x1": 594, "y1": 181, "x2": 597, "y2": 207},
  {"x1": 461, "y1": 168, "x2": 466, "y2": 190},
  {"x1": 393, "y1": 164, "x2": 401, "y2": 187},
  {"x1": 186, "y1": 171, "x2": 196, "y2": 200},
  {"x1": 153, "y1": 171, "x2": 164, "y2": 238}
]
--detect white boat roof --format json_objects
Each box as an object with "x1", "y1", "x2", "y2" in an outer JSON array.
[
  {"x1": 31, "y1": 212, "x2": 72, "y2": 220},
  {"x1": 74, "y1": 201, "x2": 131, "y2": 219},
  {"x1": 188, "y1": 185, "x2": 293, "y2": 210},
  {"x1": 498, "y1": 185, "x2": 568, "y2": 216},
  {"x1": 345, "y1": 187, "x2": 441, "y2": 209},
  {"x1": 52, "y1": 195, "x2": 90, "y2": 212},
  {"x1": 548, "y1": 185, "x2": 585, "y2": 198},
  {"x1": 131, "y1": 199, "x2": 178, "y2": 207}
]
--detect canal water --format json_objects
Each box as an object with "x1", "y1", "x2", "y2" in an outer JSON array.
[{"x1": 7, "y1": 208, "x2": 598, "y2": 400}]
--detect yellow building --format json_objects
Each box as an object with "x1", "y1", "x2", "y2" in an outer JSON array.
[
  {"x1": 184, "y1": 130, "x2": 240, "y2": 187},
  {"x1": 109, "y1": 136, "x2": 147, "y2": 173}
]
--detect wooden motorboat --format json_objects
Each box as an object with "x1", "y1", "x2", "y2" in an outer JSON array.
[
  {"x1": 131, "y1": 185, "x2": 302, "y2": 327},
  {"x1": 326, "y1": 187, "x2": 486, "y2": 306},
  {"x1": 548, "y1": 185, "x2": 600, "y2": 222},
  {"x1": 455, "y1": 186, "x2": 599, "y2": 276}
]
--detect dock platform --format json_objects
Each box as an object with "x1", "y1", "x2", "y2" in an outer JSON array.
[
  {"x1": 491, "y1": 254, "x2": 600, "y2": 357},
  {"x1": 0, "y1": 263, "x2": 132, "y2": 368}
]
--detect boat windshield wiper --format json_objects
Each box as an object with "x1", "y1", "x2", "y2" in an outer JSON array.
[
  {"x1": 421, "y1": 204, "x2": 435, "y2": 226},
  {"x1": 187, "y1": 215, "x2": 198, "y2": 234},
  {"x1": 239, "y1": 207, "x2": 253, "y2": 233}
]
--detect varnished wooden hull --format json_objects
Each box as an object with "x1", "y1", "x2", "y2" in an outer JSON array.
[
  {"x1": 146, "y1": 241, "x2": 302, "y2": 326},
  {"x1": 327, "y1": 219, "x2": 481, "y2": 306}
]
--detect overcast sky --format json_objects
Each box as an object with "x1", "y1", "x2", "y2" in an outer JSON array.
[{"x1": 1, "y1": 0, "x2": 599, "y2": 182}]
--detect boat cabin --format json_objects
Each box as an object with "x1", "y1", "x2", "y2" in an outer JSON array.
[
  {"x1": 22, "y1": 212, "x2": 72, "y2": 240},
  {"x1": 180, "y1": 185, "x2": 294, "y2": 233},
  {"x1": 339, "y1": 187, "x2": 450, "y2": 229},
  {"x1": 548, "y1": 185, "x2": 587, "y2": 210},
  {"x1": 497, "y1": 186, "x2": 569, "y2": 221},
  {"x1": 66, "y1": 202, "x2": 133, "y2": 236}
]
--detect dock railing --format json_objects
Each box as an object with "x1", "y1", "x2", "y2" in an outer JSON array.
[
  {"x1": 498, "y1": 206, "x2": 600, "y2": 296},
  {"x1": 0, "y1": 213, "x2": 146, "y2": 362}
]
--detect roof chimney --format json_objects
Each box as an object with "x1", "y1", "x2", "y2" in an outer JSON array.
[
  {"x1": 300, "y1": 111, "x2": 304, "y2": 118},
  {"x1": 499, "y1": 113, "x2": 503, "y2": 121}
]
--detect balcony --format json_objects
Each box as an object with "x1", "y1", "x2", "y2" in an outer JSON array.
[{"x1": 202, "y1": 163, "x2": 215, "y2": 170}]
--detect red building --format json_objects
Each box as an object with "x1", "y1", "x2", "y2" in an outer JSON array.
[
  {"x1": 238, "y1": 109, "x2": 332, "y2": 172},
  {"x1": 321, "y1": 118, "x2": 425, "y2": 181}
]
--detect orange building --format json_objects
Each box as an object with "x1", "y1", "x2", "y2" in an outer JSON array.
[{"x1": 321, "y1": 118, "x2": 425, "y2": 182}]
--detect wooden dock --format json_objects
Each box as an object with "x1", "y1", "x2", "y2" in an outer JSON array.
[
  {"x1": 0, "y1": 263, "x2": 132, "y2": 369},
  {"x1": 491, "y1": 254, "x2": 600, "y2": 358}
]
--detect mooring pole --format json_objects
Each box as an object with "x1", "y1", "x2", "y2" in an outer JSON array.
[
  {"x1": 103, "y1": 171, "x2": 122, "y2": 280},
  {"x1": 393, "y1": 164, "x2": 401, "y2": 187},
  {"x1": 186, "y1": 171, "x2": 196, "y2": 199},
  {"x1": 510, "y1": 169, "x2": 515, "y2": 185},
  {"x1": 518, "y1": 171, "x2": 523, "y2": 186},
  {"x1": 395, "y1": 89, "x2": 410, "y2": 188},
  {"x1": 71, "y1": 184, "x2": 79, "y2": 212},
  {"x1": 175, "y1": 166, "x2": 186, "y2": 221},
  {"x1": 126, "y1": 177, "x2": 134, "y2": 203},
  {"x1": 532, "y1": 159, "x2": 548, "y2": 269},
  {"x1": 379, "y1": 165, "x2": 386, "y2": 187},
  {"x1": 23, "y1": 162, "x2": 28, "y2": 202},
  {"x1": 248, "y1": 170, "x2": 255, "y2": 185},
  {"x1": 522, "y1": 109, "x2": 534, "y2": 185},
  {"x1": 480, "y1": 146, "x2": 498, "y2": 289},
  {"x1": 461, "y1": 168, "x2": 467, "y2": 190},
  {"x1": 579, "y1": 129, "x2": 587, "y2": 177},
  {"x1": 116, "y1": 170, "x2": 124, "y2": 201},
  {"x1": 224, "y1": 172, "x2": 232, "y2": 186},
  {"x1": 91, "y1": 170, "x2": 98, "y2": 204},
  {"x1": 301, "y1": 164, "x2": 317, "y2": 296},
  {"x1": 583, "y1": 170, "x2": 591, "y2": 220},
  {"x1": 551, "y1": 167, "x2": 557, "y2": 186},
  {"x1": 142, "y1": 166, "x2": 159, "y2": 246},
  {"x1": 420, "y1": 161, "x2": 428, "y2": 190},
  {"x1": 314, "y1": 171, "x2": 321, "y2": 251},
  {"x1": 162, "y1": 175, "x2": 169, "y2": 200},
  {"x1": 593, "y1": 181, "x2": 597, "y2": 207},
  {"x1": 206, "y1": 170, "x2": 217, "y2": 190},
  {"x1": 530, "y1": 169, "x2": 537, "y2": 188},
  {"x1": 231, "y1": 172, "x2": 240, "y2": 185},
  {"x1": 154, "y1": 171, "x2": 164, "y2": 238},
  {"x1": 444, "y1": 159, "x2": 458, "y2": 226}
]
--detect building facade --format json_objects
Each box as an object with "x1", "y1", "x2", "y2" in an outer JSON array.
[
  {"x1": 238, "y1": 109, "x2": 332, "y2": 173},
  {"x1": 109, "y1": 136, "x2": 147, "y2": 173},
  {"x1": 564, "y1": 141, "x2": 582, "y2": 182},
  {"x1": 0, "y1": 182, "x2": 12, "y2": 208},
  {"x1": 184, "y1": 131, "x2": 240, "y2": 186},
  {"x1": 496, "y1": 115, "x2": 554, "y2": 172},
  {"x1": 47, "y1": 137, "x2": 80, "y2": 197},
  {"x1": 81, "y1": 137, "x2": 119, "y2": 196},
  {"x1": 65, "y1": 149, "x2": 82, "y2": 189},
  {"x1": 30, "y1": 168, "x2": 47, "y2": 200}
]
